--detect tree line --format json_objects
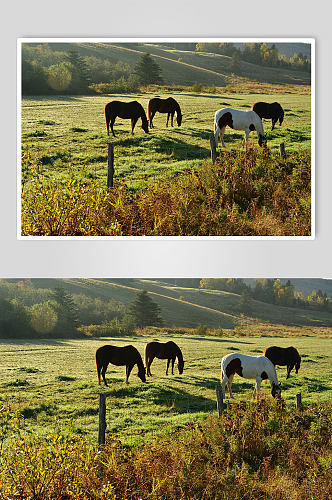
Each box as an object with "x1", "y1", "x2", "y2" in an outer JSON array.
[
  {"x1": 0, "y1": 281, "x2": 163, "y2": 338},
  {"x1": 195, "y1": 42, "x2": 311, "y2": 73},
  {"x1": 199, "y1": 278, "x2": 332, "y2": 313},
  {"x1": 22, "y1": 46, "x2": 163, "y2": 95}
]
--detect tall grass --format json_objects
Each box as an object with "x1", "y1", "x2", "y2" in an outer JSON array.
[
  {"x1": 1, "y1": 399, "x2": 330, "y2": 499},
  {"x1": 21, "y1": 146, "x2": 311, "y2": 236}
]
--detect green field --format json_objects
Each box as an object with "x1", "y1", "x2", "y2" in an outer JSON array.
[
  {"x1": 21, "y1": 90, "x2": 311, "y2": 190},
  {"x1": 1, "y1": 334, "x2": 330, "y2": 446}
]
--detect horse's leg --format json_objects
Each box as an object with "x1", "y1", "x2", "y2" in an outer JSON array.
[
  {"x1": 243, "y1": 129, "x2": 250, "y2": 148},
  {"x1": 101, "y1": 364, "x2": 108, "y2": 387},
  {"x1": 286, "y1": 364, "x2": 293, "y2": 379},
  {"x1": 171, "y1": 358, "x2": 175, "y2": 375},
  {"x1": 149, "y1": 111, "x2": 155, "y2": 128},
  {"x1": 126, "y1": 363, "x2": 134, "y2": 385},
  {"x1": 220, "y1": 127, "x2": 226, "y2": 148},
  {"x1": 110, "y1": 117, "x2": 116, "y2": 138},
  {"x1": 147, "y1": 356, "x2": 154, "y2": 376},
  {"x1": 171, "y1": 112, "x2": 174, "y2": 127},
  {"x1": 166, "y1": 113, "x2": 170, "y2": 127},
  {"x1": 271, "y1": 118, "x2": 276, "y2": 130},
  {"x1": 131, "y1": 117, "x2": 138, "y2": 135},
  {"x1": 214, "y1": 125, "x2": 220, "y2": 148},
  {"x1": 166, "y1": 359, "x2": 170, "y2": 376},
  {"x1": 227, "y1": 374, "x2": 235, "y2": 399},
  {"x1": 254, "y1": 378, "x2": 262, "y2": 399}
]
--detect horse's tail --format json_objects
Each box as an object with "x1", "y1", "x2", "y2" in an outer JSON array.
[
  {"x1": 144, "y1": 343, "x2": 149, "y2": 370},
  {"x1": 95, "y1": 349, "x2": 102, "y2": 385},
  {"x1": 279, "y1": 108, "x2": 284, "y2": 126},
  {"x1": 104, "y1": 103, "x2": 110, "y2": 136}
]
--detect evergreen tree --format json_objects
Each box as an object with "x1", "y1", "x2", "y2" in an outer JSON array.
[
  {"x1": 133, "y1": 53, "x2": 163, "y2": 85},
  {"x1": 65, "y1": 48, "x2": 91, "y2": 93},
  {"x1": 238, "y1": 289, "x2": 253, "y2": 314},
  {"x1": 129, "y1": 290, "x2": 164, "y2": 328},
  {"x1": 50, "y1": 286, "x2": 79, "y2": 332}
]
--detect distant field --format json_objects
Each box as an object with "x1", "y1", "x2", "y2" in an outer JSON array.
[
  {"x1": 0, "y1": 334, "x2": 330, "y2": 445},
  {"x1": 61, "y1": 278, "x2": 332, "y2": 332},
  {"x1": 21, "y1": 90, "x2": 311, "y2": 190}
]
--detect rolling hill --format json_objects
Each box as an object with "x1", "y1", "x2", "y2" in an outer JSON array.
[
  {"x1": 23, "y1": 42, "x2": 311, "y2": 87},
  {"x1": 22, "y1": 278, "x2": 332, "y2": 332}
]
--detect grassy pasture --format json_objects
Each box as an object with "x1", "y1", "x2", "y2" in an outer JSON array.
[
  {"x1": 21, "y1": 90, "x2": 311, "y2": 191},
  {"x1": 1, "y1": 334, "x2": 330, "y2": 446}
]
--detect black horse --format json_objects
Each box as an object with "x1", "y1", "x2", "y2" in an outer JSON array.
[
  {"x1": 148, "y1": 97, "x2": 182, "y2": 128},
  {"x1": 252, "y1": 102, "x2": 284, "y2": 130},
  {"x1": 104, "y1": 101, "x2": 149, "y2": 137},
  {"x1": 145, "y1": 341, "x2": 184, "y2": 376},
  {"x1": 95, "y1": 345, "x2": 146, "y2": 386},
  {"x1": 264, "y1": 346, "x2": 301, "y2": 379}
]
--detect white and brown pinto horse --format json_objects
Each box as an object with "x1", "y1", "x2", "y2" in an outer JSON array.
[
  {"x1": 221, "y1": 352, "x2": 281, "y2": 399},
  {"x1": 214, "y1": 108, "x2": 267, "y2": 148}
]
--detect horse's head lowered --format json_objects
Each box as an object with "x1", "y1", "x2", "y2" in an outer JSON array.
[
  {"x1": 176, "y1": 110, "x2": 183, "y2": 127},
  {"x1": 177, "y1": 358, "x2": 184, "y2": 375},
  {"x1": 258, "y1": 134, "x2": 267, "y2": 147},
  {"x1": 141, "y1": 115, "x2": 149, "y2": 134},
  {"x1": 138, "y1": 366, "x2": 147, "y2": 382},
  {"x1": 271, "y1": 381, "x2": 282, "y2": 398},
  {"x1": 295, "y1": 356, "x2": 301, "y2": 374}
]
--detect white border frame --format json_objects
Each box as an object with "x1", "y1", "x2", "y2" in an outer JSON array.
[{"x1": 17, "y1": 37, "x2": 315, "y2": 240}]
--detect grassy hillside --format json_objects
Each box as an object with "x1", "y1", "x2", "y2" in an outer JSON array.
[
  {"x1": 26, "y1": 278, "x2": 332, "y2": 333},
  {"x1": 23, "y1": 42, "x2": 311, "y2": 88}
]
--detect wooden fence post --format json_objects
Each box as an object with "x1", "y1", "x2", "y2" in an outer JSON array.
[
  {"x1": 210, "y1": 135, "x2": 217, "y2": 164},
  {"x1": 216, "y1": 384, "x2": 224, "y2": 416},
  {"x1": 279, "y1": 142, "x2": 286, "y2": 159},
  {"x1": 98, "y1": 393, "x2": 107, "y2": 445},
  {"x1": 296, "y1": 393, "x2": 303, "y2": 410},
  {"x1": 107, "y1": 143, "x2": 114, "y2": 188}
]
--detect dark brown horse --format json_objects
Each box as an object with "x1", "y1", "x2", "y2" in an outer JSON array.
[
  {"x1": 252, "y1": 102, "x2": 284, "y2": 130},
  {"x1": 264, "y1": 346, "x2": 301, "y2": 379},
  {"x1": 145, "y1": 341, "x2": 184, "y2": 376},
  {"x1": 148, "y1": 97, "x2": 182, "y2": 128},
  {"x1": 95, "y1": 345, "x2": 146, "y2": 386},
  {"x1": 104, "y1": 101, "x2": 149, "y2": 137}
]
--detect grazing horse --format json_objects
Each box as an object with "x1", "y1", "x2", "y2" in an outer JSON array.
[
  {"x1": 220, "y1": 352, "x2": 281, "y2": 399},
  {"x1": 252, "y1": 102, "x2": 284, "y2": 130},
  {"x1": 95, "y1": 345, "x2": 146, "y2": 386},
  {"x1": 104, "y1": 101, "x2": 149, "y2": 137},
  {"x1": 214, "y1": 108, "x2": 267, "y2": 148},
  {"x1": 264, "y1": 346, "x2": 301, "y2": 379},
  {"x1": 148, "y1": 97, "x2": 182, "y2": 128},
  {"x1": 145, "y1": 341, "x2": 184, "y2": 376}
]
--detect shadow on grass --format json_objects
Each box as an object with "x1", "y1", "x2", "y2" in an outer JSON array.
[
  {"x1": 22, "y1": 403, "x2": 56, "y2": 419},
  {"x1": 118, "y1": 132, "x2": 210, "y2": 161},
  {"x1": 104, "y1": 382, "x2": 217, "y2": 413}
]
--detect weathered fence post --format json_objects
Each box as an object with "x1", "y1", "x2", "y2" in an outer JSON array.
[
  {"x1": 216, "y1": 384, "x2": 224, "y2": 416},
  {"x1": 98, "y1": 393, "x2": 107, "y2": 445},
  {"x1": 107, "y1": 143, "x2": 114, "y2": 188},
  {"x1": 279, "y1": 142, "x2": 286, "y2": 159},
  {"x1": 210, "y1": 135, "x2": 217, "y2": 164},
  {"x1": 296, "y1": 393, "x2": 303, "y2": 410}
]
